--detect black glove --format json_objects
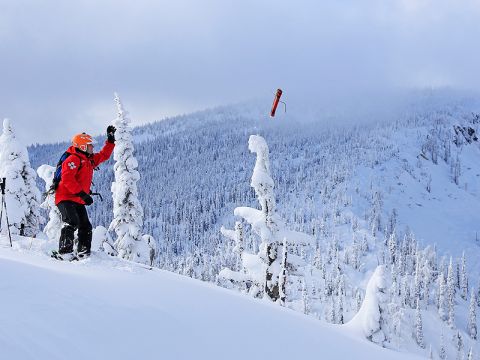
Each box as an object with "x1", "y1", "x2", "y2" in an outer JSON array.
[
  {"x1": 77, "y1": 191, "x2": 93, "y2": 206},
  {"x1": 107, "y1": 125, "x2": 116, "y2": 143}
]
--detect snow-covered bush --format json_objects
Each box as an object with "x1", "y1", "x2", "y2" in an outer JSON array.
[
  {"x1": 92, "y1": 226, "x2": 116, "y2": 256},
  {"x1": 37, "y1": 164, "x2": 61, "y2": 241}
]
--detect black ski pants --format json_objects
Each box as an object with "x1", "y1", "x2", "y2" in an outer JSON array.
[{"x1": 57, "y1": 200, "x2": 92, "y2": 254}]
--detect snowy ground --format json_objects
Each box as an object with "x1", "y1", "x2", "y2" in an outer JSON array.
[{"x1": 0, "y1": 237, "x2": 421, "y2": 360}]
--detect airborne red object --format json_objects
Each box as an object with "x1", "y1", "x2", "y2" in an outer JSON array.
[{"x1": 270, "y1": 88, "x2": 283, "y2": 117}]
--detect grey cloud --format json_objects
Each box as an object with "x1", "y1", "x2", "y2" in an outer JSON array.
[{"x1": 0, "y1": 0, "x2": 479, "y2": 144}]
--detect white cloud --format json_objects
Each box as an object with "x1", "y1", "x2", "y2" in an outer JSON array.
[{"x1": 0, "y1": 0, "x2": 479, "y2": 144}]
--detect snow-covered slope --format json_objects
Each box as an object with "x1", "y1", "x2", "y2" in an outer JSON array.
[
  {"x1": 350, "y1": 115, "x2": 480, "y2": 271},
  {"x1": 0, "y1": 241, "x2": 418, "y2": 360}
]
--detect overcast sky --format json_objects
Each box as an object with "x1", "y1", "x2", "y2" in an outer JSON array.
[{"x1": 1, "y1": 0, "x2": 479, "y2": 145}]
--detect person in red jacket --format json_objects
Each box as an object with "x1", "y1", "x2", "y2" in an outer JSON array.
[{"x1": 55, "y1": 126, "x2": 116, "y2": 257}]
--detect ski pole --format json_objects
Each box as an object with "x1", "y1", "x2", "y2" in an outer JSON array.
[
  {"x1": 0, "y1": 180, "x2": 3, "y2": 236},
  {"x1": 91, "y1": 192, "x2": 103, "y2": 202},
  {"x1": 0, "y1": 178, "x2": 12, "y2": 247}
]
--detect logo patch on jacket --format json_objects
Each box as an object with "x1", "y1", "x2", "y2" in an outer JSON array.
[{"x1": 67, "y1": 162, "x2": 76, "y2": 170}]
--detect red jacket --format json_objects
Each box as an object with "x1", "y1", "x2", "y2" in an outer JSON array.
[{"x1": 55, "y1": 141, "x2": 115, "y2": 205}]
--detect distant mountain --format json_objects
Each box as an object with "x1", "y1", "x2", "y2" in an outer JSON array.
[{"x1": 28, "y1": 92, "x2": 480, "y2": 272}]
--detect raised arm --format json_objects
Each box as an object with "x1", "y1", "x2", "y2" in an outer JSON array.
[
  {"x1": 92, "y1": 140, "x2": 115, "y2": 167},
  {"x1": 92, "y1": 126, "x2": 116, "y2": 167}
]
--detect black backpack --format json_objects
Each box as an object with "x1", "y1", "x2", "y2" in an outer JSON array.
[{"x1": 46, "y1": 151, "x2": 83, "y2": 195}]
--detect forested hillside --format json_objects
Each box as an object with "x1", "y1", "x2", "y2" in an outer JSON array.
[{"x1": 27, "y1": 92, "x2": 480, "y2": 358}]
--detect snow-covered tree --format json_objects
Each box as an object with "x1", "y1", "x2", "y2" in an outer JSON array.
[
  {"x1": 438, "y1": 272, "x2": 447, "y2": 321},
  {"x1": 355, "y1": 289, "x2": 363, "y2": 312},
  {"x1": 414, "y1": 259, "x2": 422, "y2": 306},
  {"x1": 414, "y1": 300, "x2": 425, "y2": 348},
  {"x1": 460, "y1": 252, "x2": 468, "y2": 300},
  {"x1": 327, "y1": 297, "x2": 335, "y2": 323},
  {"x1": 337, "y1": 294, "x2": 344, "y2": 324},
  {"x1": 388, "y1": 231, "x2": 397, "y2": 265},
  {"x1": 218, "y1": 135, "x2": 314, "y2": 302},
  {"x1": 0, "y1": 119, "x2": 41, "y2": 237},
  {"x1": 422, "y1": 257, "x2": 433, "y2": 306},
  {"x1": 477, "y1": 283, "x2": 480, "y2": 307},
  {"x1": 447, "y1": 257, "x2": 456, "y2": 327},
  {"x1": 454, "y1": 331, "x2": 464, "y2": 360},
  {"x1": 467, "y1": 347, "x2": 474, "y2": 360},
  {"x1": 220, "y1": 221, "x2": 244, "y2": 272},
  {"x1": 313, "y1": 246, "x2": 322, "y2": 270},
  {"x1": 387, "y1": 208, "x2": 397, "y2": 238},
  {"x1": 279, "y1": 238, "x2": 288, "y2": 305},
  {"x1": 244, "y1": 134, "x2": 281, "y2": 300},
  {"x1": 346, "y1": 266, "x2": 387, "y2": 345},
  {"x1": 439, "y1": 332, "x2": 446, "y2": 359},
  {"x1": 402, "y1": 276, "x2": 412, "y2": 308},
  {"x1": 302, "y1": 278, "x2": 311, "y2": 315},
  {"x1": 37, "y1": 165, "x2": 61, "y2": 241},
  {"x1": 469, "y1": 288, "x2": 477, "y2": 340},
  {"x1": 109, "y1": 94, "x2": 156, "y2": 265},
  {"x1": 452, "y1": 152, "x2": 461, "y2": 185}
]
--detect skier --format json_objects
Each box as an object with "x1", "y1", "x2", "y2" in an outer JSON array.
[{"x1": 54, "y1": 126, "x2": 116, "y2": 258}]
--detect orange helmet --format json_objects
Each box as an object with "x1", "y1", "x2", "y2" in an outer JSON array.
[{"x1": 72, "y1": 133, "x2": 94, "y2": 152}]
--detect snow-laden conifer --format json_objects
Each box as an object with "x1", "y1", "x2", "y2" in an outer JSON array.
[
  {"x1": 313, "y1": 246, "x2": 322, "y2": 270},
  {"x1": 460, "y1": 252, "x2": 468, "y2": 300},
  {"x1": 454, "y1": 331, "x2": 464, "y2": 360},
  {"x1": 415, "y1": 300, "x2": 425, "y2": 348},
  {"x1": 447, "y1": 257, "x2": 456, "y2": 327},
  {"x1": 477, "y1": 283, "x2": 480, "y2": 307},
  {"x1": 244, "y1": 135, "x2": 281, "y2": 300},
  {"x1": 302, "y1": 278, "x2": 311, "y2": 315},
  {"x1": 337, "y1": 294, "x2": 344, "y2": 324},
  {"x1": 467, "y1": 347, "x2": 474, "y2": 360},
  {"x1": 414, "y1": 259, "x2": 422, "y2": 306},
  {"x1": 279, "y1": 238, "x2": 288, "y2": 305},
  {"x1": 439, "y1": 332, "x2": 446, "y2": 359},
  {"x1": 218, "y1": 135, "x2": 314, "y2": 302},
  {"x1": 220, "y1": 221, "x2": 244, "y2": 272},
  {"x1": 469, "y1": 288, "x2": 477, "y2": 340},
  {"x1": 346, "y1": 265, "x2": 387, "y2": 345},
  {"x1": 438, "y1": 272, "x2": 447, "y2": 321},
  {"x1": 0, "y1": 119, "x2": 41, "y2": 237},
  {"x1": 355, "y1": 289, "x2": 363, "y2": 312},
  {"x1": 109, "y1": 94, "x2": 156, "y2": 265},
  {"x1": 388, "y1": 231, "x2": 397, "y2": 265}
]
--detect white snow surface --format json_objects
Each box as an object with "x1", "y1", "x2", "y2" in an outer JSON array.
[{"x1": 0, "y1": 238, "x2": 421, "y2": 360}]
